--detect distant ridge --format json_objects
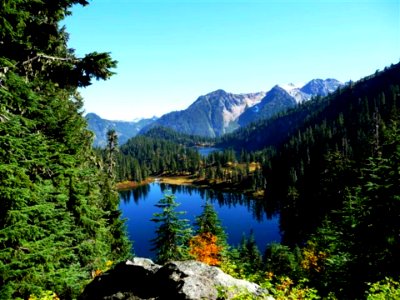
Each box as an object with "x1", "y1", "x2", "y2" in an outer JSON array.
[
  {"x1": 85, "y1": 113, "x2": 157, "y2": 147},
  {"x1": 141, "y1": 78, "x2": 342, "y2": 137},
  {"x1": 88, "y1": 78, "x2": 343, "y2": 141}
]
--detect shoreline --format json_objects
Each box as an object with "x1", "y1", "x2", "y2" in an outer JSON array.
[
  {"x1": 115, "y1": 178, "x2": 154, "y2": 190},
  {"x1": 116, "y1": 175, "x2": 264, "y2": 200}
]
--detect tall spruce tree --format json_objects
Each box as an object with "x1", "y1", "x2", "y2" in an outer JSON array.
[
  {"x1": 101, "y1": 129, "x2": 131, "y2": 259},
  {"x1": 0, "y1": 1, "x2": 130, "y2": 299},
  {"x1": 151, "y1": 193, "x2": 191, "y2": 264},
  {"x1": 194, "y1": 201, "x2": 226, "y2": 244}
]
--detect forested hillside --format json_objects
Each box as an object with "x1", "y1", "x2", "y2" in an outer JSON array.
[
  {"x1": 117, "y1": 135, "x2": 202, "y2": 182},
  {"x1": 255, "y1": 64, "x2": 400, "y2": 298},
  {"x1": 142, "y1": 126, "x2": 214, "y2": 147},
  {"x1": 116, "y1": 131, "x2": 268, "y2": 194},
  {"x1": 0, "y1": 2, "x2": 131, "y2": 299},
  {"x1": 260, "y1": 63, "x2": 400, "y2": 239}
]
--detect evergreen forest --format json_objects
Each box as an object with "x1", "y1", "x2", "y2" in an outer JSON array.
[{"x1": 0, "y1": 1, "x2": 131, "y2": 299}]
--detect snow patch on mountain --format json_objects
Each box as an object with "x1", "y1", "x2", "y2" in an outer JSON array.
[
  {"x1": 221, "y1": 92, "x2": 266, "y2": 127},
  {"x1": 278, "y1": 83, "x2": 310, "y2": 103}
]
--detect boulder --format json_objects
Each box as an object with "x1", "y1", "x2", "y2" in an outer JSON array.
[
  {"x1": 79, "y1": 258, "x2": 274, "y2": 300},
  {"x1": 156, "y1": 260, "x2": 272, "y2": 299}
]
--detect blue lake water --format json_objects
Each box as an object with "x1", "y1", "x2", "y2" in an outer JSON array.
[
  {"x1": 119, "y1": 183, "x2": 281, "y2": 259},
  {"x1": 195, "y1": 146, "x2": 220, "y2": 157}
]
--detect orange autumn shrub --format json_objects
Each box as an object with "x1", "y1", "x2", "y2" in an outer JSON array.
[
  {"x1": 189, "y1": 232, "x2": 222, "y2": 266},
  {"x1": 301, "y1": 241, "x2": 327, "y2": 272}
]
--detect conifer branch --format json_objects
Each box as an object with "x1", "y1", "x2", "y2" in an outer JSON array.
[{"x1": 22, "y1": 53, "x2": 79, "y2": 66}]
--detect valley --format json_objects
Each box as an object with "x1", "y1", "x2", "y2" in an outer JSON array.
[{"x1": 102, "y1": 62, "x2": 400, "y2": 299}]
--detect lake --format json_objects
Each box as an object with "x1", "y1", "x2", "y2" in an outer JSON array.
[
  {"x1": 195, "y1": 146, "x2": 220, "y2": 157},
  {"x1": 119, "y1": 182, "x2": 281, "y2": 259}
]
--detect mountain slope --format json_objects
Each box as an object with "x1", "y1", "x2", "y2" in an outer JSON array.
[
  {"x1": 238, "y1": 85, "x2": 297, "y2": 126},
  {"x1": 86, "y1": 113, "x2": 157, "y2": 147},
  {"x1": 218, "y1": 70, "x2": 396, "y2": 152},
  {"x1": 142, "y1": 90, "x2": 266, "y2": 137},
  {"x1": 141, "y1": 79, "x2": 341, "y2": 137},
  {"x1": 90, "y1": 78, "x2": 342, "y2": 141}
]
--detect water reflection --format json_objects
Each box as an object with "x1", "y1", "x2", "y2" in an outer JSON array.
[
  {"x1": 124, "y1": 182, "x2": 278, "y2": 222},
  {"x1": 120, "y1": 184, "x2": 151, "y2": 204},
  {"x1": 119, "y1": 182, "x2": 281, "y2": 258}
]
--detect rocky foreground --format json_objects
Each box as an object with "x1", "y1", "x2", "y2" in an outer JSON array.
[{"x1": 79, "y1": 258, "x2": 274, "y2": 299}]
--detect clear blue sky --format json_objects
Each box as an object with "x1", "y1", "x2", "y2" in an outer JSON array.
[{"x1": 65, "y1": 0, "x2": 400, "y2": 121}]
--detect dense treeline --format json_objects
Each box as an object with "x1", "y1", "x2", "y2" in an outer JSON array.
[
  {"x1": 199, "y1": 149, "x2": 267, "y2": 192},
  {"x1": 142, "y1": 126, "x2": 214, "y2": 146},
  {"x1": 116, "y1": 135, "x2": 267, "y2": 193},
  {"x1": 116, "y1": 135, "x2": 202, "y2": 181},
  {"x1": 0, "y1": 2, "x2": 130, "y2": 299}
]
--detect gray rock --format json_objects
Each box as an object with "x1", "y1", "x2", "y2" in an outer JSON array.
[
  {"x1": 158, "y1": 260, "x2": 272, "y2": 299},
  {"x1": 127, "y1": 257, "x2": 161, "y2": 273},
  {"x1": 79, "y1": 258, "x2": 274, "y2": 300}
]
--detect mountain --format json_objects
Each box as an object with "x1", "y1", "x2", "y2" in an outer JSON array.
[
  {"x1": 140, "y1": 79, "x2": 342, "y2": 138},
  {"x1": 300, "y1": 78, "x2": 342, "y2": 96},
  {"x1": 238, "y1": 79, "x2": 343, "y2": 127},
  {"x1": 218, "y1": 67, "x2": 397, "y2": 153},
  {"x1": 86, "y1": 113, "x2": 157, "y2": 147},
  {"x1": 89, "y1": 78, "x2": 342, "y2": 141},
  {"x1": 141, "y1": 90, "x2": 266, "y2": 138},
  {"x1": 238, "y1": 85, "x2": 298, "y2": 127}
]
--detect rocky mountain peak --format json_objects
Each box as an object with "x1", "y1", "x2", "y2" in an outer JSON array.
[
  {"x1": 301, "y1": 78, "x2": 343, "y2": 96},
  {"x1": 206, "y1": 89, "x2": 228, "y2": 97}
]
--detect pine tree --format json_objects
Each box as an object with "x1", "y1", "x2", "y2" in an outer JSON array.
[
  {"x1": 151, "y1": 193, "x2": 192, "y2": 264},
  {"x1": 101, "y1": 130, "x2": 131, "y2": 260},
  {"x1": 194, "y1": 201, "x2": 226, "y2": 244},
  {"x1": 238, "y1": 231, "x2": 263, "y2": 272},
  {"x1": 190, "y1": 202, "x2": 226, "y2": 266}
]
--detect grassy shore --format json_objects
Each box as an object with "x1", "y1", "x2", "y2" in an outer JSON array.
[
  {"x1": 116, "y1": 175, "x2": 264, "y2": 200},
  {"x1": 115, "y1": 178, "x2": 154, "y2": 190},
  {"x1": 154, "y1": 175, "x2": 196, "y2": 185}
]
